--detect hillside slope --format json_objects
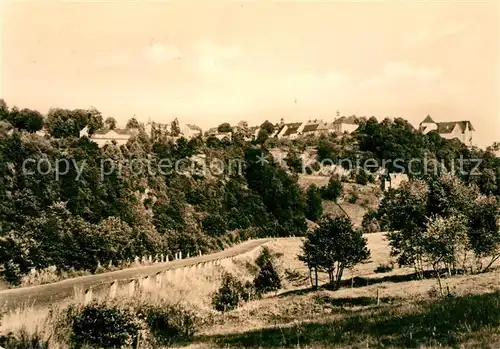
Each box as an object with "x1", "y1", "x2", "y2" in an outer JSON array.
[
  {"x1": 180, "y1": 234, "x2": 500, "y2": 349},
  {"x1": 299, "y1": 175, "x2": 382, "y2": 228}
]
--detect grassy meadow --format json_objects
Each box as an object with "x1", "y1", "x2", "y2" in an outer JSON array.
[{"x1": 1, "y1": 233, "x2": 499, "y2": 349}]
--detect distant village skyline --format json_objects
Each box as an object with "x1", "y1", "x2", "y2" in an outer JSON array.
[{"x1": 2, "y1": 1, "x2": 498, "y2": 148}]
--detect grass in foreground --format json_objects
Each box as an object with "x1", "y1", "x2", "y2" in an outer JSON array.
[{"x1": 199, "y1": 291, "x2": 500, "y2": 349}]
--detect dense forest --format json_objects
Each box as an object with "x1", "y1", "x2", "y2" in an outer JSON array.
[{"x1": 0, "y1": 99, "x2": 498, "y2": 285}]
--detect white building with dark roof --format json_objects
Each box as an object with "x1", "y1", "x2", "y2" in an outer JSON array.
[
  {"x1": 80, "y1": 126, "x2": 139, "y2": 148},
  {"x1": 298, "y1": 119, "x2": 322, "y2": 136},
  {"x1": 180, "y1": 124, "x2": 202, "y2": 139},
  {"x1": 332, "y1": 115, "x2": 359, "y2": 134},
  {"x1": 419, "y1": 115, "x2": 474, "y2": 146}
]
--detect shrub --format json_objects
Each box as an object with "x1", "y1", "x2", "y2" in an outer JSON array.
[
  {"x1": 348, "y1": 188, "x2": 359, "y2": 204},
  {"x1": 69, "y1": 303, "x2": 142, "y2": 349},
  {"x1": 242, "y1": 280, "x2": 256, "y2": 302},
  {"x1": 374, "y1": 263, "x2": 394, "y2": 273},
  {"x1": 0, "y1": 328, "x2": 49, "y2": 349},
  {"x1": 356, "y1": 170, "x2": 374, "y2": 185},
  {"x1": 254, "y1": 247, "x2": 281, "y2": 294},
  {"x1": 305, "y1": 161, "x2": 321, "y2": 174},
  {"x1": 361, "y1": 210, "x2": 380, "y2": 234},
  {"x1": 136, "y1": 301, "x2": 199, "y2": 346},
  {"x1": 321, "y1": 177, "x2": 343, "y2": 202},
  {"x1": 285, "y1": 150, "x2": 303, "y2": 173},
  {"x1": 212, "y1": 272, "x2": 247, "y2": 312},
  {"x1": 2, "y1": 260, "x2": 22, "y2": 285}
]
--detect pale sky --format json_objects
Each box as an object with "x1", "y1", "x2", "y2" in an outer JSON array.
[{"x1": 1, "y1": 0, "x2": 499, "y2": 147}]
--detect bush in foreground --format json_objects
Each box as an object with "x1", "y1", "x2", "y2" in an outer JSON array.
[
  {"x1": 69, "y1": 303, "x2": 142, "y2": 349},
  {"x1": 0, "y1": 328, "x2": 49, "y2": 349},
  {"x1": 56, "y1": 301, "x2": 201, "y2": 348},
  {"x1": 136, "y1": 301, "x2": 199, "y2": 346},
  {"x1": 212, "y1": 272, "x2": 248, "y2": 312}
]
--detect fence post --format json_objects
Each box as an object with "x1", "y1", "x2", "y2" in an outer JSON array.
[
  {"x1": 156, "y1": 272, "x2": 162, "y2": 288},
  {"x1": 109, "y1": 281, "x2": 117, "y2": 299},
  {"x1": 84, "y1": 288, "x2": 93, "y2": 305},
  {"x1": 128, "y1": 280, "x2": 136, "y2": 297}
]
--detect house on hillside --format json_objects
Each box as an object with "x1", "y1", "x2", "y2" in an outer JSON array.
[
  {"x1": 315, "y1": 121, "x2": 336, "y2": 135},
  {"x1": 333, "y1": 116, "x2": 359, "y2": 134},
  {"x1": 268, "y1": 119, "x2": 285, "y2": 138},
  {"x1": 277, "y1": 122, "x2": 302, "y2": 139},
  {"x1": 205, "y1": 127, "x2": 218, "y2": 136},
  {"x1": 205, "y1": 127, "x2": 232, "y2": 141},
  {"x1": 145, "y1": 121, "x2": 170, "y2": 140},
  {"x1": 419, "y1": 115, "x2": 474, "y2": 146},
  {"x1": 247, "y1": 126, "x2": 260, "y2": 141},
  {"x1": 81, "y1": 126, "x2": 139, "y2": 148},
  {"x1": 180, "y1": 124, "x2": 202, "y2": 139},
  {"x1": 298, "y1": 119, "x2": 322, "y2": 137}
]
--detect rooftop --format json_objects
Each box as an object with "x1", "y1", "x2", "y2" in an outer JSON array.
[
  {"x1": 302, "y1": 123, "x2": 320, "y2": 133},
  {"x1": 92, "y1": 128, "x2": 138, "y2": 136},
  {"x1": 421, "y1": 115, "x2": 435, "y2": 124},
  {"x1": 333, "y1": 115, "x2": 357, "y2": 125},
  {"x1": 283, "y1": 122, "x2": 302, "y2": 136},
  {"x1": 437, "y1": 121, "x2": 475, "y2": 134}
]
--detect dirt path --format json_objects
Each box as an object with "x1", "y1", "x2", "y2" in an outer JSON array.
[{"x1": 0, "y1": 238, "x2": 273, "y2": 310}]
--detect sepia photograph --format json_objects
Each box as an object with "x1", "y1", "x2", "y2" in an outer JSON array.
[{"x1": 0, "y1": 1, "x2": 499, "y2": 348}]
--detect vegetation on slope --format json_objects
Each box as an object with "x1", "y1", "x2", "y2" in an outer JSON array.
[{"x1": 1, "y1": 99, "x2": 499, "y2": 290}]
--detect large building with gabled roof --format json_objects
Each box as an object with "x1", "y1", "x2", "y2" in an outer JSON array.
[
  {"x1": 275, "y1": 122, "x2": 302, "y2": 139},
  {"x1": 419, "y1": 115, "x2": 474, "y2": 146}
]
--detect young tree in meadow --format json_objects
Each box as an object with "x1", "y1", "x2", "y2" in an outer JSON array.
[
  {"x1": 467, "y1": 197, "x2": 500, "y2": 272},
  {"x1": 253, "y1": 247, "x2": 281, "y2": 294},
  {"x1": 377, "y1": 179, "x2": 429, "y2": 278},
  {"x1": 423, "y1": 215, "x2": 469, "y2": 278},
  {"x1": 298, "y1": 229, "x2": 322, "y2": 288},
  {"x1": 299, "y1": 216, "x2": 370, "y2": 289},
  {"x1": 377, "y1": 175, "x2": 500, "y2": 277}
]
